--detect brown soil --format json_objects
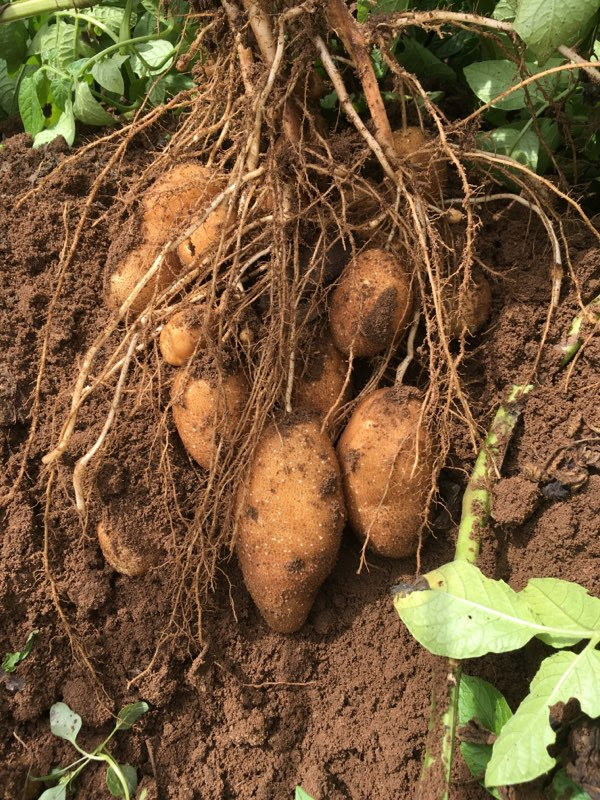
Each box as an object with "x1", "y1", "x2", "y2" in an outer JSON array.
[{"x1": 1, "y1": 132, "x2": 600, "y2": 800}]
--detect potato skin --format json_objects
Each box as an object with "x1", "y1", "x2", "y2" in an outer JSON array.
[
  {"x1": 142, "y1": 162, "x2": 224, "y2": 245},
  {"x1": 294, "y1": 333, "x2": 351, "y2": 422},
  {"x1": 329, "y1": 249, "x2": 413, "y2": 357},
  {"x1": 97, "y1": 520, "x2": 153, "y2": 576},
  {"x1": 446, "y1": 275, "x2": 492, "y2": 338},
  {"x1": 337, "y1": 387, "x2": 434, "y2": 558},
  {"x1": 176, "y1": 203, "x2": 228, "y2": 267},
  {"x1": 236, "y1": 419, "x2": 346, "y2": 632},
  {"x1": 172, "y1": 368, "x2": 248, "y2": 469},
  {"x1": 159, "y1": 309, "x2": 204, "y2": 366},
  {"x1": 106, "y1": 243, "x2": 181, "y2": 314},
  {"x1": 392, "y1": 126, "x2": 447, "y2": 198}
]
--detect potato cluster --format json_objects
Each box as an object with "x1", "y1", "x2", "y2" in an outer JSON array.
[{"x1": 98, "y1": 151, "x2": 492, "y2": 633}]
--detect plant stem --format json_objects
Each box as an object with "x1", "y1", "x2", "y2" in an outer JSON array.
[
  {"x1": 0, "y1": 0, "x2": 97, "y2": 23},
  {"x1": 419, "y1": 384, "x2": 533, "y2": 799},
  {"x1": 559, "y1": 293, "x2": 600, "y2": 366}
]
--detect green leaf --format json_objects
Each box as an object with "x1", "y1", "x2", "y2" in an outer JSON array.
[
  {"x1": 522, "y1": 578, "x2": 600, "y2": 647},
  {"x1": 106, "y1": 763, "x2": 138, "y2": 797},
  {"x1": 396, "y1": 39, "x2": 457, "y2": 86},
  {"x1": 116, "y1": 701, "x2": 149, "y2": 730},
  {"x1": 0, "y1": 22, "x2": 28, "y2": 73},
  {"x1": 91, "y1": 56, "x2": 126, "y2": 95},
  {"x1": 486, "y1": 647, "x2": 600, "y2": 787},
  {"x1": 493, "y1": 0, "x2": 517, "y2": 21},
  {"x1": 39, "y1": 787, "x2": 67, "y2": 800},
  {"x1": 33, "y1": 97, "x2": 76, "y2": 148},
  {"x1": 477, "y1": 125, "x2": 541, "y2": 171},
  {"x1": 73, "y1": 81, "x2": 116, "y2": 126},
  {"x1": 458, "y1": 675, "x2": 512, "y2": 797},
  {"x1": 18, "y1": 74, "x2": 45, "y2": 137},
  {"x1": 552, "y1": 769, "x2": 592, "y2": 799},
  {"x1": 514, "y1": 0, "x2": 600, "y2": 63},
  {"x1": 0, "y1": 61, "x2": 18, "y2": 117},
  {"x1": 90, "y1": 6, "x2": 138, "y2": 35},
  {"x1": 459, "y1": 675, "x2": 513, "y2": 734},
  {"x1": 295, "y1": 789, "x2": 316, "y2": 800},
  {"x1": 393, "y1": 561, "x2": 541, "y2": 658},
  {"x1": 2, "y1": 629, "x2": 39, "y2": 673},
  {"x1": 320, "y1": 89, "x2": 338, "y2": 110},
  {"x1": 130, "y1": 40, "x2": 174, "y2": 77},
  {"x1": 50, "y1": 79, "x2": 72, "y2": 112},
  {"x1": 49, "y1": 702, "x2": 82, "y2": 744},
  {"x1": 33, "y1": 20, "x2": 78, "y2": 68},
  {"x1": 357, "y1": 0, "x2": 408, "y2": 21}
]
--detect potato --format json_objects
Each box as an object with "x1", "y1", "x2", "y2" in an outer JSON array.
[
  {"x1": 337, "y1": 386, "x2": 434, "y2": 558},
  {"x1": 294, "y1": 332, "x2": 351, "y2": 422},
  {"x1": 106, "y1": 242, "x2": 182, "y2": 314},
  {"x1": 160, "y1": 308, "x2": 205, "y2": 366},
  {"x1": 236, "y1": 417, "x2": 346, "y2": 632},
  {"x1": 176, "y1": 203, "x2": 230, "y2": 268},
  {"x1": 392, "y1": 126, "x2": 447, "y2": 198},
  {"x1": 142, "y1": 162, "x2": 224, "y2": 245},
  {"x1": 97, "y1": 519, "x2": 155, "y2": 576},
  {"x1": 172, "y1": 365, "x2": 249, "y2": 469},
  {"x1": 329, "y1": 248, "x2": 413, "y2": 357},
  {"x1": 446, "y1": 275, "x2": 492, "y2": 338}
]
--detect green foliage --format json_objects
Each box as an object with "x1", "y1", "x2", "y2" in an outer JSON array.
[
  {"x1": 0, "y1": 0, "x2": 199, "y2": 148},
  {"x1": 395, "y1": 564, "x2": 600, "y2": 791},
  {"x1": 34, "y1": 700, "x2": 149, "y2": 800},
  {"x1": 295, "y1": 788, "x2": 316, "y2": 800},
  {"x1": 1, "y1": 629, "x2": 38, "y2": 673}
]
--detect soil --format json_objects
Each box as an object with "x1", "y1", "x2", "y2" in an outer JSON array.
[{"x1": 1, "y1": 131, "x2": 600, "y2": 800}]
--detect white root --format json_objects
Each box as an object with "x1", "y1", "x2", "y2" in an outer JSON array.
[
  {"x1": 73, "y1": 333, "x2": 139, "y2": 517},
  {"x1": 395, "y1": 308, "x2": 421, "y2": 385}
]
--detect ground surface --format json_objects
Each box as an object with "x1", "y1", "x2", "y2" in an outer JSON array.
[{"x1": 1, "y1": 132, "x2": 599, "y2": 800}]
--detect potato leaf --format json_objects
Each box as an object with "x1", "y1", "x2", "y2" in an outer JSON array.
[
  {"x1": 486, "y1": 647, "x2": 600, "y2": 787},
  {"x1": 38, "y1": 787, "x2": 67, "y2": 800},
  {"x1": 106, "y1": 763, "x2": 138, "y2": 798},
  {"x1": 0, "y1": 22, "x2": 28, "y2": 73},
  {"x1": 551, "y1": 769, "x2": 592, "y2": 799},
  {"x1": 458, "y1": 675, "x2": 512, "y2": 799},
  {"x1": 92, "y1": 56, "x2": 127, "y2": 95},
  {"x1": 73, "y1": 81, "x2": 116, "y2": 126},
  {"x1": 33, "y1": 98, "x2": 76, "y2": 148},
  {"x1": 514, "y1": 0, "x2": 600, "y2": 64},
  {"x1": 2, "y1": 629, "x2": 39, "y2": 673},
  {"x1": 18, "y1": 75, "x2": 45, "y2": 137},
  {"x1": 463, "y1": 59, "x2": 569, "y2": 111},
  {"x1": 393, "y1": 561, "x2": 541, "y2": 658},
  {"x1": 0, "y1": 61, "x2": 17, "y2": 116},
  {"x1": 116, "y1": 701, "x2": 149, "y2": 730},
  {"x1": 130, "y1": 40, "x2": 174, "y2": 77},
  {"x1": 476, "y1": 125, "x2": 541, "y2": 172},
  {"x1": 49, "y1": 702, "x2": 82, "y2": 744},
  {"x1": 396, "y1": 39, "x2": 457, "y2": 86},
  {"x1": 521, "y1": 577, "x2": 600, "y2": 647},
  {"x1": 295, "y1": 788, "x2": 316, "y2": 800}
]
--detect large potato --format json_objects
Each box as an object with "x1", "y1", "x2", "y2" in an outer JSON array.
[
  {"x1": 236, "y1": 418, "x2": 346, "y2": 632},
  {"x1": 446, "y1": 275, "x2": 492, "y2": 338},
  {"x1": 142, "y1": 162, "x2": 224, "y2": 246},
  {"x1": 392, "y1": 126, "x2": 447, "y2": 198},
  {"x1": 294, "y1": 332, "x2": 352, "y2": 423},
  {"x1": 106, "y1": 242, "x2": 181, "y2": 314},
  {"x1": 176, "y1": 203, "x2": 229, "y2": 268},
  {"x1": 97, "y1": 519, "x2": 157, "y2": 576},
  {"x1": 337, "y1": 386, "x2": 434, "y2": 558},
  {"x1": 172, "y1": 366, "x2": 249, "y2": 469},
  {"x1": 159, "y1": 308, "x2": 205, "y2": 366},
  {"x1": 329, "y1": 248, "x2": 413, "y2": 357}
]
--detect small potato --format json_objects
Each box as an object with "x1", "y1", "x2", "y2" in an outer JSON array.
[
  {"x1": 106, "y1": 242, "x2": 181, "y2": 314},
  {"x1": 142, "y1": 162, "x2": 224, "y2": 245},
  {"x1": 236, "y1": 417, "x2": 346, "y2": 632},
  {"x1": 337, "y1": 386, "x2": 434, "y2": 558},
  {"x1": 392, "y1": 126, "x2": 447, "y2": 198},
  {"x1": 446, "y1": 275, "x2": 492, "y2": 338},
  {"x1": 329, "y1": 248, "x2": 413, "y2": 357},
  {"x1": 97, "y1": 519, "x2": 155, "y2": 576},
  {"x1": 294, "y1": 332, "x2": 351, "y2": 422},
  {"x1": 160, "y1": 309, "x2": 205, "y2": 366},
  {"x1": 172, "y1": 366, "x2": 249, "y2": 469}
]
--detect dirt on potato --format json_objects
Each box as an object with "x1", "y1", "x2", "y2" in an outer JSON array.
[{"x1": 1, "y1": 131, "x2": 600, "y2": 800}]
